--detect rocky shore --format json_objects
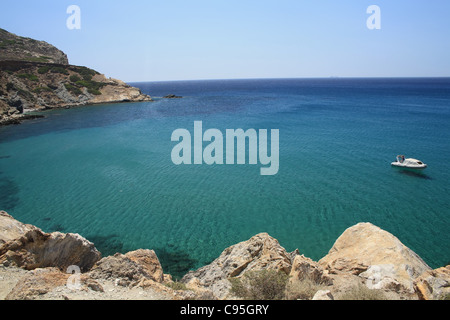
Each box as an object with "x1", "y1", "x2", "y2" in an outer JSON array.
[
  {"x1": 0, "y1": 211, "x2": 448, "y2": 300},
  {"x1": 0, "y1": 29, "x2": 152, "y2": 126}
]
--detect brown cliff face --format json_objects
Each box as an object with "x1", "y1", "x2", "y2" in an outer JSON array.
[{"x1": 0, "y1": 29, "x2": 152, "y2": 125}]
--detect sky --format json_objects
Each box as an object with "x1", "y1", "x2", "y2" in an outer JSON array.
[{"x1": 1, "y1": 0, "x2": 450, "y2": 82}]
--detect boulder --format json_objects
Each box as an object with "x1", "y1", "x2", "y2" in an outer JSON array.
[
  {"x1": 5, "y1": 267, "x2": 70, "y2": 300},
  {"x1": 5, "y1": 267, "x2": 106, "y2": 300},
  {"x1": 360, "y1": 264, "x2": 403, "y2": 291},
  {"x1": 181, "y1": 233, "x2": 293, "y2": 299},
  {"x1": 289, "y1": 254, "x2": 333, "y2": 285},
  {"x1": 312, "y1": 290, "x2": 334, "y2": 300},
  {"x1": 0, "y1": 212, "x2": 101, "y2": 272},
  {"x1": 319, "y1": 223, "x2": 431, "y2": 293},
  {"x1": 0, "y1": 211, "x2": 37, "y2": 244},
  {"x1": 88, "y1": 249, "x2": 165, "y2": 287},
  {"x1": 414, "y1": 265, "x2": 450, "y2": 300},
  {"x1": 125, "y1": 249, "x2": 165, "y2": 283}
]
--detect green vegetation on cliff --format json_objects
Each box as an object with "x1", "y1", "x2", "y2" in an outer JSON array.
[{"x1": 0, "y1": 28, "x2": 151, "y2": 125}]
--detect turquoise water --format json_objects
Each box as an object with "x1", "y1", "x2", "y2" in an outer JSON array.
[{"x1": 0, "y1": 78, "x2": 449, "y2": 277}]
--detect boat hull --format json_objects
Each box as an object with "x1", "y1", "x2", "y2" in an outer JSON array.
[{"x1": 391, "y1": 162, "x2": 427, "y2": 170}]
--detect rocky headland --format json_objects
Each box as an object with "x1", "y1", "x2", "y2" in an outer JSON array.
[
  {"x1": 0, "y1": 211, "x2": 448, "y2": 300},
  {"x1": 0, "y1": 29, "x2": 152, "y2": 125}
]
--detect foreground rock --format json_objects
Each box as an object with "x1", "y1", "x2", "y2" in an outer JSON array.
[
  {"x1": 289, "y1": 254, "x2": 333, "y2": 286},
  {"x1": 0, "y1": 213, "x2": 189, "y2": 300},
  {"x1": 5, "y1": 267, "x2": 71, "y2": 300},
  {"x1": 181, "y1": 233, "x2": 295, "y2": 299},
  {"x1": 0, "y1": 211, "x2": 36, "y2": 244},
  {"x1": 2, "y1": 265, "x2": 181, "y2": 300},
  {"x1": 89, "y1": 249, "x2": 165, "y2": 287},
  {"x1": 414, "y1": 265, "x2": 450, "y2": 300},
  {"x1": 0, "y1": 211, "x2": 101, "y2": 271},
  {"x1": 0, "y1": 212, "x2": 448, "y2": 300},
  {"x1": 319, "y1": 222, "x2": 432, "y2": 294}
]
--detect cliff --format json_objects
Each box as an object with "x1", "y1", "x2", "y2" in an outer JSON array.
[
  {"x1": 0, "y1": 28, "x2": 68, "y2": 65},
  {"x1": 0, "y1": 211, "x2": 448, "y2": 300},
  {"x1": 0, "y1": 29, "x2": 151, "y2": 125}
]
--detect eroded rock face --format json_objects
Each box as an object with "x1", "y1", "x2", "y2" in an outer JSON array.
[
  {"x1": 414, "y1": 265, "x2": 450, "y2": 300},
  {"x1": 0, "y1": 28, "x2": 153, "y2": 126},
  {"x1": 181, "y1": 233, "x2": 293, "y2": 299},
  {"x1": 319, "y1": 222, "x2": 431, "y2": 293},
  {"x1": 5, "y1": 268, "x2": 70, "y2": 300},
  {"x1": 312, "y1": 290, "x2": 334, "y2": 300},
  {"x1": 1, "y1": 212, "x2": 448, "y2": 300},
  {"x1": 289, "y1": 254, "x2": 333, "y2": 286},
  {"x1": 0, "y1": 211, "x2": 37, "y2": 244},
  {"x1": 88, "y1": 249, "x2": 165, "y2": 287},
  {"x1": 0, "y1": 212, "x2": 101, "y2": 272},
  {"x1": 124, "y1": 249, "x2": 165, "y2": 283}
]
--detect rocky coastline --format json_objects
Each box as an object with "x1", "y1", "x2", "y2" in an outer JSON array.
[
  {"x1": 0, "y1": 29, "x2": 152, "y2": 126},
  {"x1": 0, "y1": 211, "x2": 448, "y2": 300}
]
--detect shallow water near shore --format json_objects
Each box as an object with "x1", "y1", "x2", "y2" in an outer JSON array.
[{"x1": 0, "y1": 78, "x2": 449, "y2": 278}]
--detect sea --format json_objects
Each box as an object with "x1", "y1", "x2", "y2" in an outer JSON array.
[{"x1": 0, "y1": 78, "x2": 449, "y2": 278}]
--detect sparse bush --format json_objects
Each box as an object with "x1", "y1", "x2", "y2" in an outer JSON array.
[
  {"x1": 230, "y1": 269, "x2": 289, "y2": 300},
  {"x1": 285, "y1": 277, "x2": 328, "y2": 300},
  {"x1": 33, "y1": 86, "x2": 52, "y2": 94},
  {"x1": 165, "y1": 280, "x2": 188, "y2": 291},
  {"x1": 88, "y1": 88, "x2": 102, "y2": 95},
  {"x1": 336, "y1": 284, "x2": 387, "y2": 300},
  {"x1": 75, "y1": 79, "x2": 104, "y2": 95},
  {"x1": 27, "y1": 56, "x2": 51, "y2": 63},
  {"x1": 17, "y1": 73, "x2": 38, "y2": 81},
  {"x1": 50, "y1": 66, "x2": 69, "y2": 75},
  {"x1": 70, "y1": 75, "x2": 81, "y2": 83},
  {"x1": 17, "y1": 88, "x2": 35, "y2": 101},
  {"x1": 64, "y1": 83, "x2": 82, "y2": 96},
  {"x1": 38, "y1": 66, "x2": 50, "y2": 74},
  {"x1": 74, "y1": 66, "x2": 97, "y2": 81}
]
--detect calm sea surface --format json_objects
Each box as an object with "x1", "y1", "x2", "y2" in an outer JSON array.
[{"x1": 0, "y1": 78, "x2": 449, "y2": 277}]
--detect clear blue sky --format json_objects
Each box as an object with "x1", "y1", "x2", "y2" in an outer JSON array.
[{"x1": 1, "y1": 0, "x2": 450, "y2": 82}]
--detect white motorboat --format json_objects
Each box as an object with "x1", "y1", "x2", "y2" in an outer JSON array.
[{"x1": 391, "y1": 155, "x2": 427, "y2": 169}]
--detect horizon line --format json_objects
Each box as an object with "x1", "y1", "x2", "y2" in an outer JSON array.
[{"x1": 126, "y1": 76, "x2": 450, "y2": 84}]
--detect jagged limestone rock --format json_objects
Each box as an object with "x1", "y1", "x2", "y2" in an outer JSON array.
[
  {"x1": 414, "y1": 265, "x2": 450, "y2": 300},
  {"x1": 88, "y1": 249, "x2": 165, "y2": 287},
  {"x1": 319, "y1": 222, "x2": 431, "y2": 293},
  {"x1": 0, "y1": 212, "x2": 101, "y2": 272},
  {"x1": 181, "y1": 233, "x2": 293, "y2": 299}
]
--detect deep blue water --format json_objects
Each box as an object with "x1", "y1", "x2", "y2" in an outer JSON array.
[{"x1": 0, "y1": 78, "x2": 449, "y2": 277}]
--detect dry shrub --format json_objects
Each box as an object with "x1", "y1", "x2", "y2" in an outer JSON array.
[
  {"x1": 335, "y1": 283, "x2": 388, "y2": 300},
  {"x1": 230, "y1": 269, "x2": 289, "y2": 300},
  {"x1": 285, "y1": 277, "x2": 328, "y2": 300}
]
